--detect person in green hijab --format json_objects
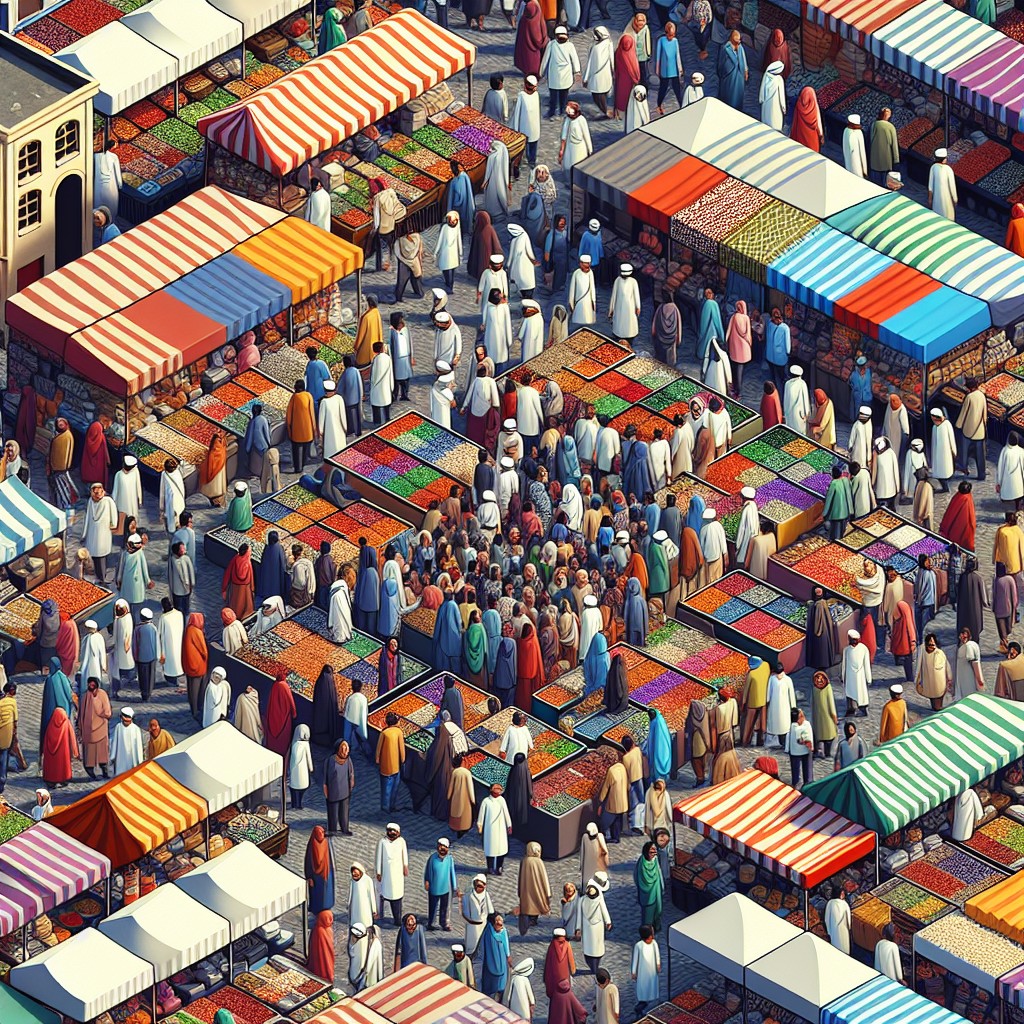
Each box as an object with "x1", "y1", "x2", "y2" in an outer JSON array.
[
  {"x1": 214, "y1": 1011, "x2": 236, "y2": 1024},
  {"x1": 974, "y1": 0, "x2": 996, "y2": 24},
  {"x1": 647, "y1": 530, "x2": 671, "y2": 603},
  {"x1": 226, "y1": 481, "x2": 253, "y2": 532},
  {"x1": 462, "y1": 609, "x2": 488, "y2": 689},
  {"x1": 634, "y1": 840, "x2": 664, "y2": 930},
  {"x1": 318, "y1": 1, "x2": 347, "y2": 53}
]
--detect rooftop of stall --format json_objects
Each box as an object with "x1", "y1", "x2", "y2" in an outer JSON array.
[
  {"x1": 354, "y1": 963, "x2": 486, "y2": 1024},
  {"x1": 804, "y1": 694, "x2": 1024, "y2": 839}
]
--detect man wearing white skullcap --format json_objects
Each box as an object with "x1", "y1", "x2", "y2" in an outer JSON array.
[
  {"x1": 578, "y1": 217, "x2": 604, "y2": 278},
  {"x1": 568, "y1": 253, "x2": 598, "y2": 328},
  {"x1": 843, "y1": 112, "x2": 868, "y2": 178},
  {"x1": 880, "y1": 684, "x2": 908, "y2": 743},
  {"x1": 425, "y1": 837, "x2": 458, "y2": 931},
  {"x1": 872, "y1": 436, "x2": 900, "y2": 510},
  {"x1": 317, "y1": 375, "x2": 348, "y2": 459},
  {"x1": 579, "y1": 593, "x2": 604, "y2": 662},
  {"x1": 609, "y1": 262, "x2": 641, "y2": 343},
  {"x1": 477, "y1": 255, "x2": 509, "y2": 323},
  {"x1": 511, "y1": 76, "x2": 541, "y2": 165},
  {"x1": 446, "y1": 942, "x2": 475, "y2": 986},
  {"x1": 842, "y1": 628, "x2": 872, "y2": 716},
  {"x1": 430, "y1": 371, "x2": 457, "y2": 430},
  {"x1": 930, "y1": 407, "x2": 957, "y2": 491},
  {"x1": 109, "y1": 705, "x2": 144, "y2": 775},
  {"x1": 735, "y1": 486, "x2": 760, "y2": 565},
  {"x1": 848, "y1": 404, "x2": 873, "y2": 470},
  {"x1": 375, "y1": 822, "x2": 408, "y2": 924},
  {"x1": 929, "y1": 147, "x2": 958, "y2": 220},
  {"x1": 202, "y1": 667, "x2": 231, "y2": 728},
  {"x1": 682, "y1": 71, "x2": 704, "y2": 107},
  {"x1": 783, "y1": 364, "x2": 810, "y2": 436},
  {"x1": 699, "y1": 507, "x2": 728, "y2": 584},
  {"x1": 112, "y1": 454, "x2": 143, "y2": 523},
  {"x1": 82, "y1": 481, "x2": 118, "y2": 584},
  {"x1": 433, "y1": 310, "x2": 463, "y2": 369}
]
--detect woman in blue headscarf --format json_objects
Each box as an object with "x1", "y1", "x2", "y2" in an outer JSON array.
[
  {"x1": 645, "y1": 708, "x2": 673, "y2": 782},
  {"x1": 483, "y1": 599, "x2": 503, "y2": 681},
  {"x1": 623, "y1": 440, "x2": 653, "y2": 501},
  {"x1": 583, "y1": 632, "x2": 610, "y2": 696},
  {"x1": 353, "y1": 541, "x2": 380, "y2": 636},
  {"x1": 257, "y1": 530, "x2": 289, "y2": 604},
  {"x1": 555, "y1": 434, "x2": 582, "y2": 489},
  {"x1": 432, "y1": 592, "x2": 464, "y2": 673},
  {"x1": 643, "y1": 495, "x2": 660, "y2": 536},
  {"x1": 41, "y1": 655, "x2": 74, "y2": 755},
  {"x1": 623, "y1": 576, "x2": 648, "y2": 645},
  {"x1": 480, "y1": 912, "x2": 511, "y2": 999},
  {"x1": 493, "y1": 633, "x2": 518, "y2": 708},
  {"x1": 377, "y1": 575, "x2": 401, "y2": 639},
  {"x1": 685, "y1": 493, "x2": 706, "y2": 535}
]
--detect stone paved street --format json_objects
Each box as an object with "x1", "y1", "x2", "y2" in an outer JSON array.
[{"x1": 2, "y1": 5, "x2": 1021, "y2": 1019}]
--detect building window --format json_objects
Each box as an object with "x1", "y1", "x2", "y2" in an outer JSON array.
[
  {"x1": 55, "y1": 120, "x2": 79, "y2": 162},
  {"x1": 17, "y1": 141, "x2": 41, "y2": 182},
  {"x1": 18, "y1": 190, "x2": 41, "y2": 233}
]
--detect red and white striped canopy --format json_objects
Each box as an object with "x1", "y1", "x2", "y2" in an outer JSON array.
[
  {"x1": 199, "y1": 10, "x2": 476, "y2": 176},
  {"x1": 356, "y1": 964, "x2": 480, "y2": 1024},
  {"x1": 4, "y1": 187, "x2": 284, "y2": 355},
  {"x1": 673, "y1": 769, "x2": 876, "y2": 889}
]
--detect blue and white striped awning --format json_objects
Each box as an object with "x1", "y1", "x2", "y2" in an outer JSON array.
[
  {"x1": 867, "y1": 0, "x2": 1002, "y2": 89},
  {"x1": 822, "y1": 975, "x2": 966, "y2": 1024},
  {"x1": 766, "y1": 224, "x2": 893, "y2": 317},
  {"x1": 0, "y1": 476, "x2": 66, "y2": 564}
]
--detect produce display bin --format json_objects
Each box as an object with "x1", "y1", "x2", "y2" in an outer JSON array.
[
  {"x1": 734, "y1": 425, "x2": 847, "y2": 501},
  {"x1": 0, "y1": 802, "x2": 33, "y2": 846},
  {"x1": 962, "y1": 814, "x2": 1024, "y2": 871},
  {"x1": 914, "y1": 912, "x2": 1024, "y2": 997},
  {"x1": 641, "y1": 374, "x2": 763, "y2": 445},
  {"x1": 466, "y1": 707, "x2": 583, "y2": 778},
  {"x1": 894, "y1": 842, "x2": 1010, "y2": 909},
  {"x1": 164, "y1": 983, "x2": 286, "y2": 1024},
  {"x1": 398, "y1": 606, "x2": 437, "y2": 666},
  {"x1": 680, "y1": 571, "x2": 855, "y2": 673},
  {"x1": 867, "y1": 876, "x2": 955, "y2": 949},
  {"x1": 367, "y1": 674, "x2": 493, "y2": 745},
  {"x1": 642, "y1": 616, "x2": 753, "y2": 692},
  {"x1": 232, "y1": 956, "x2": 329, "y2": 1013}
]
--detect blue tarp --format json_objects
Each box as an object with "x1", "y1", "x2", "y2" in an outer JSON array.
[
  {"x1": 164, "y1": 252, "x2": 292, "y2": 339},
  {"x1": 0, "y1": 475, "x2": 66, "y2": 563},
  {"x1": 821, "y1": 974, "x2": 965, "y2": 1024}
]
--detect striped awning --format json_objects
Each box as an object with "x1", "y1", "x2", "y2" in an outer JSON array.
[
  {"x1": 719, "y1": 201, "x2": 818, "y2": 285},
  {"x1": 804, "y1": 0, "x2": 925, "y2": 43},
  {"x1": 572, "y1": 132, "x2": 685, "y2": 209},
  {"x1": 625, "y1": 156, "x2": 726, "y2": 234},
  {"x1": 0, "y1": 823, "x2": 110, "y2": 939},
  {"x1": 833, "y1": 262, "x2": 942, "y2": 338},
  {"x1": 68, "y1": 292, "x2": 226, "y2": 396},
  {"x1": 878, "y1": 287, "x2": 990, "y2": 361},
  {"x1": 4, "y1": 187, "x2": 284, "y2": 355},
  {"x1": 966, "y1": 872, "x2": 1024, "y2": 946},
  {"x1": 946, "y1": 36, "x2": 1024, "y2": 130},
  {"x1": 820, "y1": 974, "x2": 964, "y2": 1024},
  {"x1": 829, "y1": 192, "x2": 1024, "y2": 323},
  {"x1": 48, "y1": 761, "x2": 208, "y2": 870},
  {"x1": 315, "y1": 1002, "x2": 394, "y2": 1024},
  {"x1": 357, "y1": 964, "x2": 480, "y2": 1024},
  {"x1": 199, "y1": 11, "x2": 476, "y2": 176},
  {"x1": 671, "y1": 177, "x2": 772, "y2": 258},
  {"x1": 673, "y1": 769, "x2": 875, "y2": 889},
  {"x1": 804, "y1": 694, "x2": 1024, "y2": 837},
  {"x1": 0, "y1": 476, "x2": 67, "y2": 564},
  {"x1": 867, "y1": 0, "x2": 1001, "y2": 89}
]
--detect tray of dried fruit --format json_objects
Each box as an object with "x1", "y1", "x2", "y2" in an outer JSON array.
[
  {"x1": 0, "y1": 801, "x2": 34, "y2": 846},
  {"x1": 286, "y1": 989, "x2": 345, "y2": 1022},
  {"x1": 894, "y1": 843, "x2": 1009, "y2": 908},
  {"x1": 945, "y1": 374, "x2": 1024, "y2": 423},
  {"x1": 961, "y1": 814, "x2": 1024, "y2": 871},
  {"x1": 736, "y1": 426, "x2": 848, "y2": 501},
  {"x1": 0, "y1": 575, "x2": 115, "y2": 646},
  {"x1": 870, "y1": 876, "x2": 956, "y2": 942},
  {"x1": 164, "y1": 986, "x2": 284, "y2": 1024},
  {"x1": 641, "y1": 617, "x2": 752, "y2": 693},
  {"x1": 399, "y1": 605, "x2": 437, "y2": 664},
  {"x1": 232, "y1": 956, "x2": 329, "y2": 1013},
  {"x1": 641, "y1": 374, "x2": 762, "y2": 445},
  {"x1": 466, "y1": 707, "x2": 583, "y2": 780}
]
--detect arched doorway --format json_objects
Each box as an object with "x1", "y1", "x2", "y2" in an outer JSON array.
[{"x1": 54, "y1": 173, "x2": 83, "y2": 268}]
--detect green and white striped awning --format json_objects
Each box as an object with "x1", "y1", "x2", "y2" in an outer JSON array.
[{"x1": 803, "y1": 695, "x2": 1024, "y2": 837}]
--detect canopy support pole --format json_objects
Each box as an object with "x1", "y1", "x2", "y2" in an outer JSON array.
[
  {"x1": 301, "y1": 899, "x2": 308, "y2": 957},
  {"x1": 106, "y1": 876, "x2": 112, "y2": 916},
  {"x1": 205, "y1": 815, "x2": 212, "y2": 850},
  {"x1": 229, "y1": 936, "x2": 235, "y2": 980},
  {"x1": 466, "y1": 66, "x2": 474, "y2": 107},
  {"x1": 874, "y1": 845, "x2": 879, "y2": 887},
  {"x1": 153, "y1": 982, "x2": 158, "y2": 1022},
  {"x1": 802, "y1": 889, "x2": 809, "y2": 932},
  {"x1": 356, "y1": 269, "x2": 363, "y2": 319},
  {"x1": 21, "y1": 923, "x2": 26, "y2": 963},
  {"x1": 280, "y1": 775, "x2": 287, "y2": 825},
  {"x1": 944, "y1": 94, "x2": 949, "y2": 149}
]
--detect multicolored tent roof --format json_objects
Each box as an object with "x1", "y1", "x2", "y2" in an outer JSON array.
[
  {"x1": 821, "y1": 974, "x2": 966, "y2": 1024},
  {"x1": 199, "y1": 11, "x2": 476, "y2": 176},
  {"x1": 946, "y1": 36, "x2": 1024, "y2": 129},
  {"x1": 571, "y1": 132, "x2": 684, "y2": 209},
  {"x1": 357, "y1": 964, "x2": 481, "y2": 1024},
  {"x1": 804, "y1": 0, "x2": 923, "y2": 43},
  {"x1": 804, "y1": 695, "x2": 1024, "y2": 836},
  {"x1": 673, "y1": 769, "x2": 875, "y2": 888}
]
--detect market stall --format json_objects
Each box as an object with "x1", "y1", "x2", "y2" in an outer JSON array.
[
  {"x1": 200, "y1": 11, "x2": 480, "y2": 236},
  {"x1": 9, "y1": 927, "x2": 156, "y2": 1024},
  {"x1": 805, "y1": 694, "x2": 1024, "y2": 838},
  {"x1": 851, "y1": 875, "x2": 955, "y2": 966},
  {"x1": 680, "y1": 570, "x2": 855, "y2": 672},
  {"x1": 4, "y1": 187, "x2": 361, "y2": 453},
  {"x1": 0, "y1": 822, "x2": 111, "y2": 965},
  {"x1": 355, "y1": 963, "x2": 481, "y2": 1024},
  {"x1": 667, "y1": 893, "x2": 802, "y2": 1002},
  {"x1": 0, "y1": 475, "x2": 67, "y2": 592},
  {"x1": 963, "y1": 815, "x2": 1024, "y2": 871},
  {"x1": 820, "y1": 974, "x2": 967, "y2": 1024},
  {"x1": 966, "y1": 872, "x2": 1024, "y2": 947},
  {"x1": 746, "y1": 933, "x2": 878, "y2": 1024},
  {"x1": 673, "y1": 769, "x2": 877, "y2": 921},
  {"x1": 639, "y1": 374, "x2": 762, "y2": 445}
]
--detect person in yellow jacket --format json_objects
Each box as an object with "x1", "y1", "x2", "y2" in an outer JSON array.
[
  {"x1": 740, "y1": 655, "x2": 770, "y2": 746},
  {"x1": 878, "y1": 684, "x2": 908, "y2": 744},
  {"x1": 286, "y1": 382, "x2": 316, "y2": 473}
]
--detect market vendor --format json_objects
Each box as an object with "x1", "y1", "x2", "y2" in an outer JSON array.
[{"x1": 848, "y1": 355, "x2": 873, "y2": 422}]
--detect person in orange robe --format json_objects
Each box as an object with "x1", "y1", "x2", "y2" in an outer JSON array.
[
  {"x1": 307, "y1": 910, "x2": 335, "y2": 983},
  {"x1": 939, "y1": 480, "x2": 977, "y2": 552},
  {"x1": 789, "y1": 87, "x2": 824, "y2": 152},
  {"x1": 515, "y1": 620, "x2": 545, "y2": 709},
  {"x1": 1007, "y1": 203, "x2": 1024, "y2": 257},
  {"x1": 222, "y1": 543, "x2": 256, "y2": 620},
  {"x1": 263, "y1": 671, "x2": 297, "y2": 762},
  {"x1": 41, "y1": 707, "x2": 78, "y2": 787},
  {"x1": 761, "y1": 381, "x2": 784, "y2": 428}
]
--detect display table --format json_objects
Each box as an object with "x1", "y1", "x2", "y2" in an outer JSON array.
[
  {"x1": 895, "y1": 842, "x2": 1010, "y2": 908},
  {"x1": 642, "y1": 617, "x2": 752, "y2": 692},
  {"x1": 399, "y1": 606, "x2": 437, "y2": 666},
  {"x1": 641, "y1": 374, "x2": 763, "y2": 445},
  {"x1": 736, "y1": 425, "x2": 846, "y2": 501},
  {"x1": 963, "y1": 814, "x2": 1024, "y2": 870}
]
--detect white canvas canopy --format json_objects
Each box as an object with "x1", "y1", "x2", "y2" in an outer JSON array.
[
  {"x1": 668, "y1": 893, "x2": 802, "y2": 985},
  {"x1": 155, "y1": 720, "x2": 282, "y2": 812},
  {"x1": 98, "y1": 885, "x2": 230, "y2": 980},
  {"x1": 121, "y1": 0, "x2": 243, "y2": 77},
  {"x1": 175, "y1": 841, "x2": 305, "y2": 938},
  {"x1": 55, "y1": 22, "x2": 179, "y2": 117},
  {"x1": 207, "y1": 0, "x2": 308, "y2": 39},
  {"x1": 640, "y1": 98, "x2": 885, "y2": 219},
  {"x1": 747, "y1": 933, "x2": 878, "y2": 1022},
  {"x1": 10, "y1": 928, "x2": 155, "y2": 1022}
]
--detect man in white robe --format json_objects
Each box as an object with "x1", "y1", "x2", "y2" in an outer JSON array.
[
  {"x1": 158, "y1": 601, "x2": 184, "y2": 688},
  {"x1": 202, "y1": 667, "x2": 231, "y2": 727},
  {"x1": 82, "y1": 482, "x2": 118, "y2": 583},
  {"x1": 930, "y1": 407, "x2": 957, "y2": 492},
  {"x1": 783, "y1": 365, "x2": 810, "y2": 435},
  {"x1": 518, "y1": 301, "x2": 545, "y2": 362},
  {"x1": 507, "y1": 224, "x2": 538, "y2": 298},
  {"x1": 928, "y1": 148, "x2": 958, "y2": 220},
  {"x1": 434, "y1": 312, "x2": 463, "y2": 368},
  {"x1": 327, "y1": 577, "x2": 353, "y2": 645},
  {"x1": 758, "y1": 60, "x2": 786, "y2": 130},
  {"x1": 734, "y1": 486, "x2": 759, "y2": 565},
  {"x1": 375, "y1": 823, "x2": 409, "y2": 922},
  {"x1": 477, "y1": 256, "x2": 509, "y2": 322},
  {"x1": 574, "y1": 409, "x2": 599, "y2": 470},
  {"x1": 516, "y1": 379, "x2": 544, "y2": 456},
  {"x1": 304, "y1": 179, "x2": 331, "y2": 231},
  {"x1": 842, "y1": 114, "x2": 868, "y2": 178},
  {"x1": 997, "y1": 433, "x2": 1024, "y2": 508},
  {"x1": 682, "y1": 72, "x2": 704, "y2": 108},
  {"x1": 539, "y1": 27, "x2": 581, "y2": 118},
  {"x1": 608, "y1": 263, "x2": 641, "y2": 344},
  {"x1": 477, "y1": 784, "x2": 512, "y2": 873},
  {"x1": 317, "y1": 380, "x2": 348, "y2": 458},
  {"x1": 348, "y1": 923, "x2": 384, "y2": 992},
  {"x1": 874, "y1": 926, "x2": 903, "y2": 983},
  {"x1": 699, "y1": 507, "x2": 728, "y2": 584},
  {"x1": 482, "y1": 294, "x2": 514, "y2": 373},
  {"x1": 701, "y1": 337, "x2": 731, "y2": 395},
  {"x1": 498, "y1": 456, "x2": 520, "y2": 515},
  {"x1": 568, "y1": 255, "x2": 597, "y2": 327},
  {"x1": 951, "y1": 786, "x2": 984, "y2": 842},
  {"x1": 671, "y1": 417, "x2": 694, "y2": 477},
  {"x1": 160, "y1": 462, "x2": 185, "y2": 535},
  {"x1": 253, "y1": 596, "x2": 285, "y2": 636},
  {"x1": 482, "y1": 140, "x2": 511, "y2": 220},
  {"x1": 79, "y1": 619, "x2": 107, "y2": 696},
  {"x1": 824, "y1": 889, "x2": 852, "y2": 954},
  {"x1": 631, "y1": 928, "x2": 661, "y2": 1017},
  {"x1": 111, "y1": 455, "x2": 142, "y2": 524},
  {"x1": 348, "y1": 862, "x2": 376, "y2": 929},
  {"x1": 578, "y1": 594, "x2": 603, "y2": 662},
  {"x1": 342, "y1": 677, "x2": 368, "y2": 757},
  {"x1": 902, "y1": 438, "x2": 928, "y2": 499},
  {"x1": 872, "y1": 437, "x2": 900, "y2": 509},
  {"x1": 842, "y1": 629, "x2": 872, "y2": 716},
  {"x1": 848, "y1": 406, "x2": 873, "y2": 469},
  {"x1": 369, "y1": 343, "x2": 394, "y2": 425},
  {"x1": 510, "y1": 76, "x2": 541, "y2": 166},
  {"x1": 108, "y1": 707, "x2": 144, "y2": 776},
  {"x1": 647, "y1": 429, "x2": 672, "y2": 490}
]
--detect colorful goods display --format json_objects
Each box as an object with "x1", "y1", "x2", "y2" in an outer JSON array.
[
  {"x1": 232, "y1": 958, "x2": 327, "y2": 1012},
  {"x1": 897, "y1": 843, "x2": 1009, "y2": 907},
  {"x1": 641, "y1": 376, "x2": 759, "y2": 437},
  {"x1": 173, "y1": 987, "x2": 278, "y2": 1024},
  {"x1": 643, "y1": 617, "x2": 752, "y2": 692},
  {"x1": 375, "y1": 412, "x2": 485, "y2": 482},
  {"x1": 0, "y1": 801, "x2": 33, "y2": 844},
  {"x1": 467, "y1": 708, "x2": 582, "y2": 777},
  {"x1": 872, "y1": 876, "x2": 955, "y2": 933},
  {"x1": 411, "y1": 674, "x2": 492, "y2": 731},
  {"x1": 735, "y1": 426, "x2": 847, "y2": 497},
  {"x1": 287, "y1": 989, "x2": 344, "y2": 1022},
  {"x1": 230, "y1": 608, "x2": 426, "y2": 702},
  {"x1": 964, "y1": 815, "x2": 1024, "y2": 869},
  {"x1": 915, "y1": 912, "x2": 1024, "y2": 988},
  {"x1": 462, "y1": 749, "x2": 511, "y2": 789},
  {"x1": 0, "y1": 595, "x2": 43, "y2": 642},
  {"x1": 944, "y1": 373, "x2": 1024, "y2": 421},
  {"x1": 29, "y1": 575, "x2": 110, "y2": 619},
  {"x1": 529, "y1": 746, "x2": 620, "y2": 817}
]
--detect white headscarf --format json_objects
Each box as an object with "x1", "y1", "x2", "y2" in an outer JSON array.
[{"x1": 559, "y1": 484, "x2": 584, "y2": 531}]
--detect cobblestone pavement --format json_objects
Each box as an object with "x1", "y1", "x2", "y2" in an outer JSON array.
[{"x1": 3, "y1": 6, "x2": 1020, "y2": 1018}]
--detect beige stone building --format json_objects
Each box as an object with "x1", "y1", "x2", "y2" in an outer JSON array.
[{"x1": 0, "y1": 32, "x2": 97, "y2": 332}]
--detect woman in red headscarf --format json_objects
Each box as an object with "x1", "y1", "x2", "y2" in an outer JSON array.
[
  {"x1": 613, "y1": 34, "x2": 641, "y2": 118},
  {"x1": 42, "y1": 707, "x2": 78, "y2": 787},
  {"x1": 55, "y1": 612, "x2": 79, "y2": 676},
  {"x1": 1007, "y1": 204, "x2": 1024, "y2": 257},
  {"x1": 200, "y1": 433, "x2": 227, "y2": 508},
  {"x1": 182, "y1": 613, "x2": 208, "y2": 720},
  {"x1": 515, "y1": 620, "x2": 545, "y2": 708},
  {"x1": 222, "y1": 542, "x2": 255, "y2": 619},
  {"x1": 939, "y1": 481, "x2": 977, "y2": 552},
  {"x1": 79, "y1": 422, "x2": 109, "y2": 490},
  {"x1": 514, "y1": 1, "x2": 547, "y2": 78},
  {"x1": 761, "y1": 381, "x2": 784, "y2": 429},
  {"x1": 307, "y1": 911, "x2": 335, "y2": 982},
  {"x1": 264, "y1": 670, "x2": 297, "y2": 761},
  {"x1": 859, "y1": 611, "x2": 877, "y2": 663},
  {"x1": 14, "y1": 385, "x2": 36, "y2": 458},
  {"x1": 762, "y1": 28, "x2": 791, "y2": 76},
  {"x1": 790, "y1": 87, "x2": 824, "y2": 152}
]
